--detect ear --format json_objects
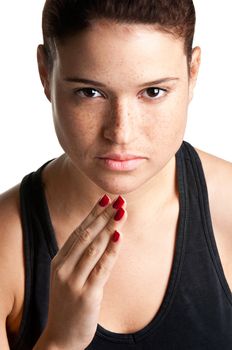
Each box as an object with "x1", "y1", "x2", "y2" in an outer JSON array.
[
  {"x1": 37, "y1": 44, "x2": 51, "y2": 102},
  {"x1": 188, "y1": 46, "x2": 201, "y2": 103}
]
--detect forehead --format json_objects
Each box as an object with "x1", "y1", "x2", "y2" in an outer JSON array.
[{"x1": 54, "y1": 21, "x2": 187, "y2": 81}]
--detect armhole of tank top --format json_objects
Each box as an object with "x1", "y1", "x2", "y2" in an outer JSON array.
[
  {"x1": 33, "y1": 160, "x2": 59, "y2": 258},
  {"x1": 183, "y1": 141, "x2": 232, "y2": 305},
  {"x1": 10, "y1": 160, "x2": 57, "y2": 350},
  {"x1": 9, "y1": 173, "x2": 34, "y2": 350}
]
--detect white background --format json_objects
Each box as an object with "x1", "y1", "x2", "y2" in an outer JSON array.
[{"x1": 0, "y1": 1, "x2": 231, "y2": 193}]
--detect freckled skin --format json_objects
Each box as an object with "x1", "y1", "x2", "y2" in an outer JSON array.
[{"x1": 38, "y1": 20, "x2": 201, "y2": 198}]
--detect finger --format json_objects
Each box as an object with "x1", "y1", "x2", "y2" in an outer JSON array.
[
  {"x1": 54, "y1": 194, "x2": 112, "y2": 260},
  {"x1": 53, "y1": 196, "x2": 126, "y2": 272},
  {"x1": 70, "y1": 206, "x2": 127, "y2": 289},
  {"x1": 83, "y1": 229, "x2": 124, "y2": 295}
]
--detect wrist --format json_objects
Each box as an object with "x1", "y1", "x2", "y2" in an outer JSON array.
[
  {"x1": 32, "y1": 330, "x2": 85, "y2": 350},
  {"x1": 32, "y1": 330, "x2": 60, "y2": 350}
]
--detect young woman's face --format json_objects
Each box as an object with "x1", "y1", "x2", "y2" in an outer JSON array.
[{"x1": 41, "y1": 21, "x2": 200, "y2": 194}]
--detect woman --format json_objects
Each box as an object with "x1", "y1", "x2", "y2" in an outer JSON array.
[{"x1": 0, "y1": 0, "x2": 232, "y2": 349}]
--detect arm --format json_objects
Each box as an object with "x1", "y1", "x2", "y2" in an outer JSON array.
[
  {"x1": 0, "y1": 320, "x2": 10, "y2": 350},
  {"x1": 0, "y1": 186, "x2": 22, "y2": 350},
  {"x1": 0, "y1": 186, "x2": 127, "y2": 350},
  {"x1": 0, "y1": 186, "x2": 88, "y2": 350}
]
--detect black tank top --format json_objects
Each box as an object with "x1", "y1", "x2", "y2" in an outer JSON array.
[{"x1": 8, "y1": 140, "x2": 232, "y2": 350}]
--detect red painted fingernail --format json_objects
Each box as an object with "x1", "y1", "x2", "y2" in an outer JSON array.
[
  {"x1": 114, "y1": 207, "x2": 125, "y2": 221},
  {"x1": 112, "y1": 230, "x2": 120, "y2": 242},
  {"x1": 99, "y1": 194, "x2": 110, "y2": 207},
  {"x1": 113, "y1": 195, "x2": 125, "y2": 209}
]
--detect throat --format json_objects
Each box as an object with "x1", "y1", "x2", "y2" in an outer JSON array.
[{"x1": 98, "y1": 208, "x2": 179, "y2": 334}]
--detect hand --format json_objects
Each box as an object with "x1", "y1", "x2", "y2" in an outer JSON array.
[{"x1": 42, "y1": 195, "x2": 127, "y2": 350}]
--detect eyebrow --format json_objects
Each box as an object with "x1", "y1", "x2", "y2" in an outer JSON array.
[{"x1": 63, "y1": 77, "x2": 179, "y2": 87}]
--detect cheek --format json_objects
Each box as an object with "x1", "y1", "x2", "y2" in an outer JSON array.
[
  {"x1": 52, "y1": 89, "x2": 101, "y2": 152},
  {"x1": 144, "y1": 89, "x2": 188, "y2": 150},
  {"x1": 158, "y1": 91, "x2": 188, "y2": 133},
  {"x1": 55, "y1": 112, "x2": 98, "y2": 150}
]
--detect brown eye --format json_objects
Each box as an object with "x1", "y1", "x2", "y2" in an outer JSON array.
[
  {"x1": 143, "y1": 87, "x2": 166, "y2": 99},
  {"x1": 74, "y1": 88, "x2": 102, "y2": 98}
]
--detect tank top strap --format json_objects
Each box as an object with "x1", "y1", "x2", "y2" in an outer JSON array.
[
  {"x1": 181, "y1": 140, "x2": 232, "y2": 304},
  {"x1": 10, "y1": 159, "x2": 56, "y2": 350}
]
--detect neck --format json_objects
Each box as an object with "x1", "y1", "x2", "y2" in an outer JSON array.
[{"x1": 43, "y1": 153, "x2": 178, "y2": 238}]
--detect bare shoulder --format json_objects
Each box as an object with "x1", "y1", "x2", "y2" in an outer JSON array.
[
  {"x1": 194, "y1": 146, "x2": 232, "y2": 183},
  {"x1": 194, "y1": 147, "x2": 232, "y2": 288},
  {"x1": 194, "y1": 146, "x2": 232, "y2": 231},
  {"x1": 0, "y1": 185, "x2": 25, "y2": 335}
]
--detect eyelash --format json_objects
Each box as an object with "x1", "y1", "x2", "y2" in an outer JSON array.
[{"x1": 73, "y1": 87, "x2": 168, "y2": 100}]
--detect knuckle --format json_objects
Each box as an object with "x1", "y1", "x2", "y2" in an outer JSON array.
[
  {"x1": 86, "y1": 243, "x2": 99, "y2": 257},
  {"x1": 81, "y1": 287, "x2": 101, "y2": 306},
  {"x1": 94, "y1": 261, "x2": 108, "y2": 276},
  {"x1": 101, "y1": 209, "x2": 112, "y2": 222},
  {"x1": 54, "y1": 267, "x2": 82, "y2": 295},
  {"x1": 72, "y1": 227, "x2": 80, "y2": 238},
  {"x1": 105, "y1": 223, "x2": 114, "y2": 236},
  {"x1": 53, "y1": 264, "x2": 67, "y2": 284},
  {"x1": 78, "y1": 228, "x2": 92, "y2": 243},
  {"x1": 105, "y1": 244, "x2": 116, "y2": 258}
]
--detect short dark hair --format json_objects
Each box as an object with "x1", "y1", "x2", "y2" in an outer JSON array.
[{"x1": 42, "y1": 0, "x2": 196, "y2": 71}]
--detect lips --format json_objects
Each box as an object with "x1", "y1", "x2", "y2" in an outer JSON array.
[
  {"x1": 98, "y1": 157, "x2": 145, "y2": 171},
  {"x1": 97, "y1": 153, "x2": 146, "y2": 161}
]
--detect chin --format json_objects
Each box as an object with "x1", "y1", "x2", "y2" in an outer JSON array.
[{"x1": 90, "y1": 173, "x2": 148, "y2": 195}]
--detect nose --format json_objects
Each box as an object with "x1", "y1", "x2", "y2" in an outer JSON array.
[{"x1": 103, "y1": 98, "x2": 137, "y2": 145}]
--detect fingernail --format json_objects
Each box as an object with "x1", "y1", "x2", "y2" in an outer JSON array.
[
  {"x1": 99, "y1": 194, "x2": 110, "y2": 207},
  {"x1": 112, "y1": 230, "x2": 120, "y2": 242},
  {"x1": 113, "y1": 195, "x2": 125, "y2": 209},
  {"x1": 114, "y1": 207, "x2": 125, "y2": 221}
]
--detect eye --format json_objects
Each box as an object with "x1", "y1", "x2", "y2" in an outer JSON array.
[
  {"x1": 142, "y1": 87, "x2": 167, "y2": 100},
  {"x1": 74, "y1": 88, "x2": 103, "y2": 98}
]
